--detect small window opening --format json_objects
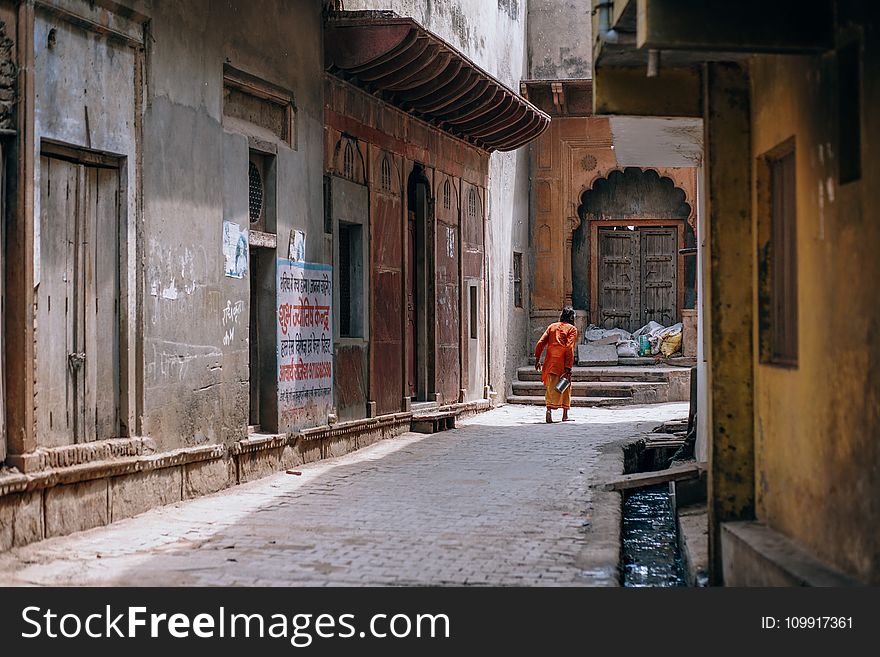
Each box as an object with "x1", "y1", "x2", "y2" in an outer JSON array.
[
  {"x1": 469, "y1": 285, "x2": 478, "y2": 340},
  {"x1": 467, "y1": 187, "x2": 477, "y2": 220},
  {"x1": 338, "y1": 222, "x2": 363, "y2": 338},
  {"x1": 248, "y1": 160, "x2": 263, "y2": 224}
]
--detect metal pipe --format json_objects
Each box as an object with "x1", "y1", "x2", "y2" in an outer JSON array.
[{"x1": 596, "y1": 2, "x2": 619, "y2": 45}]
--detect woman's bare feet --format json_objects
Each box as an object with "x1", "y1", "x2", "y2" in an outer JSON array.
[
  {"x1": 546, "y1": 409, "x2": 553, "y2": 423},
  {"x1": 562, "y1": 410, "x2": 573, "y2": 422}
]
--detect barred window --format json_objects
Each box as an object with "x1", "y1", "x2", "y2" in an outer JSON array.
[
  {"x1": 248, "y1": 160, "x2": 263, "y2": 224},
  {"x1": 467, "y1": 187, "x2": 477, "y2": 219},
  {"x1": 443, "y1": 179, "x2": 451, "y2": 210}
]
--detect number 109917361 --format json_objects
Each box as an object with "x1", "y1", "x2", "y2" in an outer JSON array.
[{"x1": 762, "y1": 617, "x2": 853, "y2": 629}]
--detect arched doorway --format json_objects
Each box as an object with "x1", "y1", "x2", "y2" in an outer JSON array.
[
  {"x1": 406, "y1": 164, "x2": 435, "y2": 401},
  {"x1": 573, "y1": 167, "x2": 694, "y2": 331}
]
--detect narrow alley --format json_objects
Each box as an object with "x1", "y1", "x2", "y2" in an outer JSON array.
[{"x1": 0, "y1": 404, "x2": 685, "y2": 586}]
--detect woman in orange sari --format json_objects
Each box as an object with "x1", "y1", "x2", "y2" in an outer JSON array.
[{"x1": 534, "y1": 306, "x2": 578, "y2": 423}]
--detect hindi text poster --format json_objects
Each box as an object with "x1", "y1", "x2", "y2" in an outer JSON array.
[{"x1": 277, "y1": 260, "x2": 333, "y2": 431}]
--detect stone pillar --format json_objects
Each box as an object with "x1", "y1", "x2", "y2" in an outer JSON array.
[{"x1": 703, "y1": 62, "x2": 756, "y2": 585}]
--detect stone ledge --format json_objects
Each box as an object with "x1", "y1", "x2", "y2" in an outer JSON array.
[
  {"x1": 7, "y1": 436, "x2": 156, "y2": 473},
  {"x1": 0, "y1": 444, "x2": 224, "y2": 495},
  {"x1": 231, "y1": 433, "x2": 287, "y2": 455},
  {"x1": 721, "y1": 521, "x2": 863, "y2": 587},
  {"x1": 301, "y1": 412, "x2": 412, "y2": 441}
]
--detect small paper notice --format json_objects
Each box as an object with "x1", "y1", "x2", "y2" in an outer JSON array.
[
  {"x1": 289, "y1": 229, "x2": 306, "y2": 262},
  {"x1": 223, "y1": 221, "x2": 249, "y2": 279}
]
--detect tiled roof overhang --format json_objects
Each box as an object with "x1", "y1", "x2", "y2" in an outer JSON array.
[{"x1": 324, "y1": 11, "x2": 550, "y2": 153}]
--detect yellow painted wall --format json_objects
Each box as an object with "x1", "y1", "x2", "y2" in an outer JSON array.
[{"x1": 750, "y1": 37, "x2": 880, "y2": 582}]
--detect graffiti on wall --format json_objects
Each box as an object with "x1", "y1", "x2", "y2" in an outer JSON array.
[
  {"x1": 222, "y1": 299, "x2": 244, "y2": 346},
  {"x1": 277, "y1": 260, "x2": 333, "y2": 431}
]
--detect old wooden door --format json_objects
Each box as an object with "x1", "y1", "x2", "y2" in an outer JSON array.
[
  {"x1": 597, "y1": 226, "x2": 677, "y2": 331},
  {"x1": 640, "y1": 228, "x2": 677, "y2": 327},
  {"x1": 597, "y1": 227, "x2": 639, "y2": 330},
  {"x1": 38, "y1": 155, "x2": 119, "y2": 445},
  {"x1": 406, "y1": 210, "x2": 416, "y2": 397}
]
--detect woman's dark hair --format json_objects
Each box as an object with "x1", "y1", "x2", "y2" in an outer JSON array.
[{"x1": 560, "y1": 306, "x2": 575, "y2": 324}]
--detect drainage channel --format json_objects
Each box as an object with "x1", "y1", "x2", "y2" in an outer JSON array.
[{"x1": 621, "y1": 484, "x2": 687, "y2": 587}]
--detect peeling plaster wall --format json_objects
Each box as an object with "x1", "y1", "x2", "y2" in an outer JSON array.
[
  {"x1": 140, "y1": 0, "x2": 324, "y2": 450},
  {"x1": 345, "y1": 0, "x2": 532, "y2": 398},
  {"x1": 31, "y1": 0, "x2": 324, "y2": 454},
  {"x1": 528, "y1": 0, "x2": 592, "y2": 79},
  {"x1": 750, "y1": 45, "x2": 880, "y2": 583}
]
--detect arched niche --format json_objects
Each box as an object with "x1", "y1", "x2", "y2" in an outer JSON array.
[
  {"x1": 572, "y1": 167, "x2": 696, "y2": 320},
  {"x1": 332, "y1": 135, "x2": 366, "y2": 184}
]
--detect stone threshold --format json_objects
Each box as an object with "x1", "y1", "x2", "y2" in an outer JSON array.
[{"x1": 721, "y1": 521, "x2": 863, "y2": 586}]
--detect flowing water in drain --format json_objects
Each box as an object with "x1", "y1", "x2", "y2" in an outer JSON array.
[{"x1": 622, "y1": 484, "x2": 687, "y2": 587}]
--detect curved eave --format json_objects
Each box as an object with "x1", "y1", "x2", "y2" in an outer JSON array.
[{"x1": 325, "y1": 13, "x2": 550, "y2": 153}]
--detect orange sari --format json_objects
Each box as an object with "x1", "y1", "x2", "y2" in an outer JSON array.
[{"x1": 535, "y1": 322, "x2": 578, "y2": 409}]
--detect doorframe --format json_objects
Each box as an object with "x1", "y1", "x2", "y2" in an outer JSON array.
[
  {"x1": 38, "y1": 140, "x2": 133, "y2": 439},
  {"x1": 406, "y1": 163, "x2": 435, "y2": 402},
  {"x1": 589, "y1": 218, "x2": 685, "y2": 327}
]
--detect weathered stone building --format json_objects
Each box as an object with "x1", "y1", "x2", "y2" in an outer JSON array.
[
  {"x1": 0, "y1": 0, "x2": 549, "y2": 548},
  {"x1": 522, "y1": 4, "x2": 699, "y2": 353},
  {"x1": 0, "y1": 0, "x2": 331, "y2": 545},
  {"x1": 322, "y1": 8, "x2": 546, "y2": 417}
]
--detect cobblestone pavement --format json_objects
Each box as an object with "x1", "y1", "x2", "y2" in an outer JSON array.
[{"x1": 0, "y1": 403, "x2": 688, "y2": 586}]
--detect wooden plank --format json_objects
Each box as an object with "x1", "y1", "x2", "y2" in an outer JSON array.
[
  {"x1": 92, "y1": 166, "x2": 120, "y2": 439},
  {"x1": 36, "y1": 156, "x2": 77, "y2": 447},
  {"x1": 75, "y1": 164, "x2": 90, "y2": 442},
  {"x1": 600, "y1": 463, "x2": 703, "y2": 491}
]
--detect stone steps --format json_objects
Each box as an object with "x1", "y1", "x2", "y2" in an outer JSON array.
[
  {"x1": 508, "y1": 363, "x2": 691, "y2": 407},
  {"x1": 511, "y1": 380, "x2": 665, "y2": 398},
  {"x1": 516, "y1": 366, "x2": 669, "y2": 383},
  {"x1": 505, "y1": 395, "x2": 635, "y2": 407}
]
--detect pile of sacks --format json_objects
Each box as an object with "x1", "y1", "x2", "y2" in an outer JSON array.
[{"x1": 584, "y1": 321, "x2": 683, "y2": 358}]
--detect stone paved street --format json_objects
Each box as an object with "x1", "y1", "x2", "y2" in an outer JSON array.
[{"x1": 0, "y1": 403, "x2": 687, "y2": 586}]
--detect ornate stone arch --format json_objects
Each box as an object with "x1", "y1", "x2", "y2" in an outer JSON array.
[{"x1": 571, "y1": 167, "x2": 695, "y2": 314}]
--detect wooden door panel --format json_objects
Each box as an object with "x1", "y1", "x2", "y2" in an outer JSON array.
[
  {"x1": 640, "y1": 228, "x2": 677, "y2": 327},
  {"x1": 37, "y1": 156, "x2": 77, "y2": 446},
  {"x1": 598, "y1": 228, "x2": 639, "y2": 331},
  {"x1": 88, "y1": 167, "x2": 120, "y2": 440}
]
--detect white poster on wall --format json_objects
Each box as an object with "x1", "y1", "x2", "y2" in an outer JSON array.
[
  {"x1": 277, "y1": 260, "x2": 333, "y2": 431},
  {"x1": 289, "y1": 229, "x2": 306, "y2": 262},
  {"x1": 223, "y1": 221, "x2": 249, "y2": 278}
]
